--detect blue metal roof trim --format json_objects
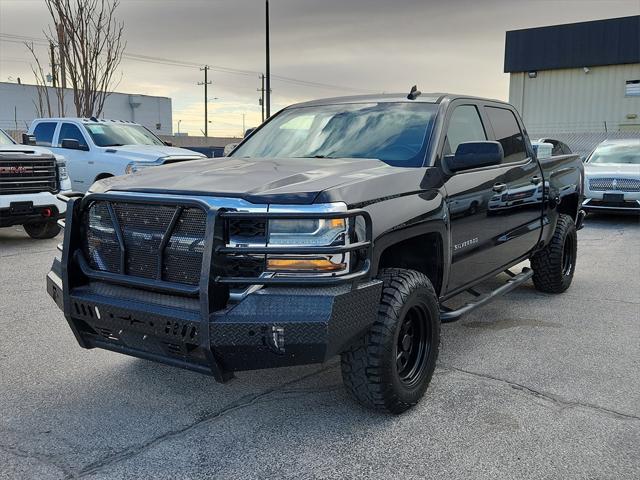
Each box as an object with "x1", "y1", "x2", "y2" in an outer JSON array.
[{"x1": 504, "y1": 15, "x2": 640, "y2": 73}]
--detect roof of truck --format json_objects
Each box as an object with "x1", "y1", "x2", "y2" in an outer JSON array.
[
  {"x1": 290, "y1": 93, "x2": 510, "y2": 108},
  {"x1": 33, "y1": 117, "x2": 141, "y2": 125}
]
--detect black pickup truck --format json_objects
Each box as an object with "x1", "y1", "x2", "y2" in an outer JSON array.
[{"x1": 47, "y1": 92, "x2": 584, "y2": 413}]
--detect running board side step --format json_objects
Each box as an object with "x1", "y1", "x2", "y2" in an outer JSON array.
[{"x1": 440, "y1": 267, "x2": 533, "y2": 323}]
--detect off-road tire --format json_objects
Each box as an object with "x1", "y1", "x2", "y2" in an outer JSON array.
[
  {"x1": 24, "y1": 221, "x2": 61, "y2": 239},
  {"x1": 341, "y1": 268, "x2": 440, "y2": 414},
  {"x1": 530, "y1": 214, "x2": 577, "y2": 293}
]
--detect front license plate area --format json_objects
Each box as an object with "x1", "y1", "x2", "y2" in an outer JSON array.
[
  {"x1": 10, "y1": 201, "x2": 34, "y2": 215},
  {"x1": 603, "y1": 193, "x2": 624, "y2": 202}
]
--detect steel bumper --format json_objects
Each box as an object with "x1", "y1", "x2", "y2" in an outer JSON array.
[{"x1": 47, "y1": 258, "x2": 382, "y2": 381}]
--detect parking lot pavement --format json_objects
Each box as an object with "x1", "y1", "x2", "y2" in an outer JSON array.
[{"x1": 1, "y1": 215, "x2": 638, "y2": 480}]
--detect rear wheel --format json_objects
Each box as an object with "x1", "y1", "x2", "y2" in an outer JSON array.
[
  {"x1": 530, "y1": 214, "x2": 577, "y2": 293},
  {"x1": 341, "y1": 268, "x2": 440, "y2": 414},
  {"x1": 24, "y1": 221, "x2": 61, "y2": 239}
]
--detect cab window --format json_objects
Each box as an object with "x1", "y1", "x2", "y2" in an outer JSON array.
[
  {"x1": 444, "y1": 105, "x2": 487, "y2": 155},
  {"x1": 59, "y1": 123, "x2": 88, "y2": 149},
  {"x1": 485, "y1": 107, "x2": 527, "y2": 164},
  {"x1": 33, "y1": 122, "x2": 57, "y2": 147}
]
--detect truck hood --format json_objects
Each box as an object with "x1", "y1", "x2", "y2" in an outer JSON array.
[
  {"x1": 585, "y1": 163, "x2": 640, "y2": 176},
  {"x1": 103, "y1": 144, "x2": 205, "y2": 163},
  {"x1": 92, "y1": 156, "x2": 403, "y2": 204},
  {"x1": 0, "y1": 144, "x2": 65, "y2": 163}
]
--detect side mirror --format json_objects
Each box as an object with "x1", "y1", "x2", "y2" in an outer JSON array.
[
  {"x1": 22, "y1": 133, "x2": 36, "y2": 146},
  {"x1": 448, "y1": 141, "x2": 504, "y2": 172},
  {"x1": 61, "y1": 138, "x2": 88, "y2": 151},
  {"x1": 164, "y1": 141, "x2": 173, "y2": 146}
]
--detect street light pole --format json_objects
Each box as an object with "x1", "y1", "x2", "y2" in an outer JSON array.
[{"x1": 265, "y1": 0, "x2": 271, "y2": 119}]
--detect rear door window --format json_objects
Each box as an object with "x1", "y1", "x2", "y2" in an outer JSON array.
[
  {"x1": 33, "y1": 122, "x2": 57, "y2": 147},
  {"x1": 485, "y1": 107, "x2": 527, "y2": 164}
]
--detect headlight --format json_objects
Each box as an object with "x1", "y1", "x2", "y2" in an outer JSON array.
[
  {"x1": 125, "y1": 162, "x2": 152, "y2": 174},
  {"x1": 268, "y1": 218, "x2": 346, "y2": 245},
  {"x1": 266, "y1": 218, "x2": 349, "y2": 274},
  {"x1": 57, "y1": 160, "x2": 68, "y2": 180}
]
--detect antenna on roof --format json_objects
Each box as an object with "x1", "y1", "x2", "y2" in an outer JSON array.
[{"x1": 407, "y1": 85, "x2": 421, "y2": 100}]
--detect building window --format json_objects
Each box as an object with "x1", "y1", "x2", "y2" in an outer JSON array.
[{"x1": 626, "y1": 80, "x2": 640, "y2": 97}]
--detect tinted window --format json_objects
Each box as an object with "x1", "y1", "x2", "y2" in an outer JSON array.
[
  {"x1": 59, "y1": 123, "x2": 88, "y2": 148},
  {"x1": 33, "y1": 122, "x2": 57, "y2": 147},
  {"x1": 444, "y1": 105, "x2": 486, "y2": 154},
  {"x1": 486, "y1": 107, "x2": 527, "y2": 164},
  {"x1": 232, "y1": 102, "x2": 438, "y2": 167},
  {"x1": 84, "y1": 123, "x2": 164, "y2": 147}
]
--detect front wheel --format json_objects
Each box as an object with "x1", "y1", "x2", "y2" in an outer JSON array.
[
  {"x1": 341, "y1": 269, "x2": 440, "y2": 414},
  {"x1": 24, "y1": 221, "x2": 61, "y2": 239},
  {"x1": 530, "y1": 214, "x2": 577, "y2": 293}
]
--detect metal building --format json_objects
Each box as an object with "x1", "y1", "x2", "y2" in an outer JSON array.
[
  {"x1": 0, "y1": 81, "x2": 173, "y2": 135},
  {"x1": 505, "y1": 15, "x2": 640, "y2": 135}
]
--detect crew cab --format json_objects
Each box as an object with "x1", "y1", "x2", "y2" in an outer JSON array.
[
  {"x1": 28, "y1": 118, "x2": 206, "y2": 192},
  {"x1": 0, "y1": 128, "x2": 71, "y2": 239},
  {"x1": 46, "y1": 92, "x2": 584, "y2": 413}
]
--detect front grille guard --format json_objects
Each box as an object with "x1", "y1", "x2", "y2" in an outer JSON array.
[
  {"x1": 59, "y1": 193, "x2": 373, "y2": 380},
  {"x1": 72, "y1": 193, "x2": 373, "y2": 294}
]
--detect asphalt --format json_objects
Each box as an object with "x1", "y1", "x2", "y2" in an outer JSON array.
[{"x1": 0, "y1": 214, "x2": 638, "y2": 480}]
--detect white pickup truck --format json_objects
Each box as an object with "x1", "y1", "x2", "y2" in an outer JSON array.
[
  {"x1": 0, "y1": 128, "x2": 71, "y2": 239},
  {"x1": 28, "y1": 118, "x2": 206, "y2": 192}
]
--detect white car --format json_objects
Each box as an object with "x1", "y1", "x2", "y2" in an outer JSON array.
[
  {"x1": 28, "y1": 118, "x2": 206, "y2": 192},
  {"x1": 0, "y1": 128, "x2": 71, "y2": 238},
  {"x1": 583, "y1": 139, "x2": 640, "y2": 214}
]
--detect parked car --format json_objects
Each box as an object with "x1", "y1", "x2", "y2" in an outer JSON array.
[
  {"x1": 0, "y1": 128, "x2": 71, "y2": 238},
  {"x1": 583, "y1": 139, "x2": 640, "y2": 214},
  {"x1": 28, "y1": 118, "x2": 206, "y2": 192},
  {"x1": 47, "y1": 92, "x2": 584, "y2": 413}
]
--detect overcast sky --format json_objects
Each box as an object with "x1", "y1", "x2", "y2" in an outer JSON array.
[{"x1": 1, "y1": 0, "x2": 639, "y2": 136}]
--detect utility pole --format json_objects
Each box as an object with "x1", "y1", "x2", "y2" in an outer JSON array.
[
  {"x1": 257, "y1": 74, "x2": 265, "y2": 123},
  {"x1": 265, "y1": 0, "x2": 271, "y2": 118},
  {"x1": 242, "y1": 113, "x2": 246, "y2": 136},
  {"x1": 198, "y1": 65, "x2": 212, "y2": 137}
]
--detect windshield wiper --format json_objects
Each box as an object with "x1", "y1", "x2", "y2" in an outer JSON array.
[{"x1": 102, "y1": 143, "x2": 125, "y2": 147}]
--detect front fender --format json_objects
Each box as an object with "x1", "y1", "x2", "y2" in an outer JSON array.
[{"x1": 363, "y1": 189, "x2": 449, "y2": 282}]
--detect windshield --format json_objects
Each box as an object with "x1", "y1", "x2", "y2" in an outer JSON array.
[
  {"x1": 232, "y1": 102, "x2": 438, "y2": 167},
  {"x1": 589, "y1": 143, "x2": 640, "y2": 165},
  {"x1": 0, "y1": 129, "x2": 16, "y2": 145},
  {"x1": 85, "y1": 123, "x2": 165, "y2": 147}
]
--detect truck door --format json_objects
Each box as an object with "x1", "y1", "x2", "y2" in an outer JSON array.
[
  {"x1": 442, "y1": 103, "x2": 507, "y2": 293},
  {"x1": 482, "y1": 105, "x2": 543, "y2": 267},
  {"x1": 55, "y1": 122, "x2": 92, "y2": 191}
]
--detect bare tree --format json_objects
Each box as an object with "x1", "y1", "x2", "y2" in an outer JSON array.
[
  {"x1": 25, "y1": 42, "x2": 55, "y2": 117},
  {"x1": 29, "y1": 0, "x2": 126, "y2": 118}
]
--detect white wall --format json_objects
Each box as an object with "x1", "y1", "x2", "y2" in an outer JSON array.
[
  {"x1": 0, "y1": 82, "x2": 173, "y2": 134},
  {"x1": 509, "y1": 63, "x2": 640, "y2": 134}
]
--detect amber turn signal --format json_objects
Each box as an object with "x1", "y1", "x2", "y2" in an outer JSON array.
[{"x1": 266, "y1": 257, "x2": 346, "y2": 272}]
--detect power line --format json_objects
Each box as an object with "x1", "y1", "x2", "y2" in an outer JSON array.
[{"x1": 0, "y1": 32, "x2": 379, "y2": 94}]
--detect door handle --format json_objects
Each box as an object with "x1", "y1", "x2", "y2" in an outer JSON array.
[
  {"x1": 492, "y1": 183, "x2": 507, "y2": 193},
  {"x1": 531, "y1": 175, "x2": 542, "y2": 185},
  {"x1": 88, "y1": 161, "x2": 94, "y2": 165}
]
